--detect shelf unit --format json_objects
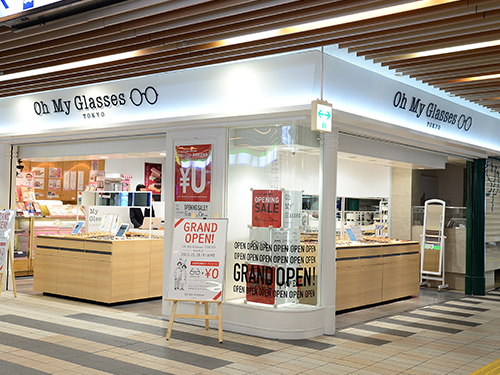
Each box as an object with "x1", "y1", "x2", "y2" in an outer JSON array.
[
  {"x1": 337, "y1": 197, "x2": 389, "y2": 238},
  {"x1": 14, "y1": 216, "x2": 79, "y2": 276}
]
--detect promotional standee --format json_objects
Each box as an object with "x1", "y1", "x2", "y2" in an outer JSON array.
[
  {"x1": 174, "y1": 144, "x2": 212, "y2": 218},
  {"x1": 0, "y1": 209, "x2": 17, "y2": 300},
  {"x1": 165, "y1": 217, "x2": 228, "y2": 342}
]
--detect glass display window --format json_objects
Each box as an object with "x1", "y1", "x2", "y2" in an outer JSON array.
[{"x1": 225, "y1": 124, "x2": 321, "y2": 308}]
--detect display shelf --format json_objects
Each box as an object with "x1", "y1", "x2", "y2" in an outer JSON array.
[{"x1": 13, "y1": 216, "x2": 80, "y2": 276}]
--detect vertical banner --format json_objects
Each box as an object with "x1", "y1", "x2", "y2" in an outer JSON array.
[
  {"x1": 174, "y1": 144, "x2": 212, "y2": 218},
  {"x1": 252, "y1": 189, "x2": 282, "y2": 228},
  {"x1": 0, "y1": 210, "x2": 15, "y2": 274},
  {"x1": 246, "y1": 227, "x2": 273, "y2": 304},
  {"x1": 167, "y1": 218, "x2": 228, "y2": 300},
  {"x1": 145, "y1": 162, "x2": 162, "y2": 194}
]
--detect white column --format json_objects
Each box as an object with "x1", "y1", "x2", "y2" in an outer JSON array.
[
  {"x1": 0, "y1": 143, "x2": 14, "y2": 291},
  {"x1": 320, "y1": 129, "x2": 338, "y2": 335}
]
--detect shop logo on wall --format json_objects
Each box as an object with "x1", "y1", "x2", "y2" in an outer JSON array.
[
  {"x1": 392, "y1": 91, "x2": 473, "y2": 133},
  {"x1": 31, "y1": 86, "x2": 158, "y2": 120}
]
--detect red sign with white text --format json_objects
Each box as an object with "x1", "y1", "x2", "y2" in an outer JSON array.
[
  {"x1": 175, "y1": 145, "x2": 212, "y2": 202},
  {"x1": 252, "y1": 189, "x2": 282, "y2": 228}
]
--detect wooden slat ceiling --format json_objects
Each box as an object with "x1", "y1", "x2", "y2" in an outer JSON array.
[{"x1": 1, "y1": 0, "x2": 500, "y2": 114}]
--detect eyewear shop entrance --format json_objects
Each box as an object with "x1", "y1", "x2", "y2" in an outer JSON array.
[{"x1": 1, "y1": 50, "x2": 499, "y2": 339}]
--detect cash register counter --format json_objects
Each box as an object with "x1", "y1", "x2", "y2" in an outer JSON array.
[
  {"x1": 336, "y1": 241, "x2": 420, "y2": 311},
  {"x1": 34, "y1": 235, "x2": 163, "y2": 303}
]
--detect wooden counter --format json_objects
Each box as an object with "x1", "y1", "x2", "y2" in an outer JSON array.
[
  {"x1": 335, "y1": 241, "x2": 420, "y2": 311},
  {"x1": 33, "y1": 235, "x2": 163, "y2": 304}
]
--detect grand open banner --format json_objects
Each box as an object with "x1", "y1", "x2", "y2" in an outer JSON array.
[{"x1": 166, "y1": 217, "x2": 228, "y2": 301}]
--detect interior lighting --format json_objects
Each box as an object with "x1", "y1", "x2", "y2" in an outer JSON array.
[
  {"x1": 381, "y1": 39, "x2": 500, "y2": 63},
  {"x1": 220, "y1": 0, "x2": 458, "y2": 47},
  {"x1": 441, "y1": 72, "x2": 500, "y2": 84},
  {"x1": 0, "y1": 51, "x2": 138, "y2": 83},
  {"x1": 0, "y1": 0, "x2": 457, "y2": 82}
]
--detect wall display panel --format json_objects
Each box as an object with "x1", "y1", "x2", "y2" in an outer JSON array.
[{"x1": 486, "y1": 159, "x2": 500, "y2": 273}]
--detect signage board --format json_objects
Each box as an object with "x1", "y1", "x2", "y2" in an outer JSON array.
[
  {"x1": 0, "y1": 0, "x2": 64, "y2": 19},
  {"x1": 167, "y1": 218, "x2": 228, "y2": 301},
  {"x1": 311, "y1": 100, "x2": 333, "y2": 132},
  {"x1": 0, "y1": 210, "x2": 15, "y2": 273}
]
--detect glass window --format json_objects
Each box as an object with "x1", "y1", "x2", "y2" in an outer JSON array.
[{"x1": 224, "y1": 124, "x2": 321, "y2": 308}]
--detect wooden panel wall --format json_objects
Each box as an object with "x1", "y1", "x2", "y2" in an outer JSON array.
[{"x1": 21, "y1": 160, "x2": 104, "y2": 204}]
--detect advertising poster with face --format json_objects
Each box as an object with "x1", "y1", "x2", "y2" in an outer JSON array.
[
  {"x1": 174, "y1": 144, "x2": 212, "y2": 218},
  {"x1": 144, "y1": 162, "x2": 162, "y2": 194},
  {"x1": 166, "y1": 218, "x2": 228, "y2": 301}
]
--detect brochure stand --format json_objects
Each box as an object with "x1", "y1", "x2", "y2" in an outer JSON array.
[
  {"x1": 420, "y1": 199, "x2": 449, "y2": 291},
  {"x1": 165, "y1": 214, "x2": 227, "y2": 343},
  {"x1": 0, "y1": 208, "x2": 17, "y2": 300}
]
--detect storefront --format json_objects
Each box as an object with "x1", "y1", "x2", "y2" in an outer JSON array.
[{"x1": 1, "y1": 49, "x2": 499, "y2": 339}]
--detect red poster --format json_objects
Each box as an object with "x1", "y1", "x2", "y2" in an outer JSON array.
[
  {"x1": 175, "y1": 145, "x2": 212, "y2": 202},
  {"x1": 246, "y1": 264, "x2": 275, "y2": 305},
  {"x1": 252, "y1": 190, "x2": 282, "y2": 228},
  {"x1": 145, "y1": 163, "x2": 162, "y2": 194}
]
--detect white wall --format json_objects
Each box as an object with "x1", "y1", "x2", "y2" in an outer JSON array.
[{"x1": 337, "y1": 159, "x2": 391, "y2": 198}]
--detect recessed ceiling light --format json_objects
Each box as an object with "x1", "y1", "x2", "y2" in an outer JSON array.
[{"x1": 159, "y1": 153, "x2": 166, "y2": 156}]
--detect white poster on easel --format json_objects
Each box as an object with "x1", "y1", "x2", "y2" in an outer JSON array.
[
  {"x1": 0, "y1": 210, "x2": 15, "y2": 274},
  {"x1": 167, "y1": 218, "x2": 228, "y2": 301}
]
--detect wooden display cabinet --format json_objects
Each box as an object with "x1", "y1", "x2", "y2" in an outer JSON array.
[
  {"x1": 335, "y1": 242, "x2": 420, "y2": 311},
  {"x1": 34, "y1": 235, "x2": 164, "y2": 303}
]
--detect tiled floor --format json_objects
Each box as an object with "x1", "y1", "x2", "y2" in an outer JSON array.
[{"x1": 1, "y1": 280, "x2": 499, "y2": 374}]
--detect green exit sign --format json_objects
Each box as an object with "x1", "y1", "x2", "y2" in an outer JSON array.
[{"x1": 311, "y1": 100, "x2": 332, "y2": 132}]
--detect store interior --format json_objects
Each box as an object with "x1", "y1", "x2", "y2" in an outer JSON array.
[{"x1": 11, "y1": 135, "x2": 475, "y2": 308}]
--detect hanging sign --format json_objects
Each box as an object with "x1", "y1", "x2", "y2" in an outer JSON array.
[
  {"x1": 311, "y1": 100, "x2": 333, "y2": 132},
  {"x1": 252, "y1": 189, "x2": 282, "y2": 228},
  {"x1": 167, "y1": 218, "x2": 228, "y2": 301},
  {"x1": 174, "y1": 144, "x2": 212, "y2": 218},
  {"x1": 0, "y1": 210, "x2": 15, "y2": 273},
  {"x1": 0, "y1": 0, "x2": 64, "y2": 20}
]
